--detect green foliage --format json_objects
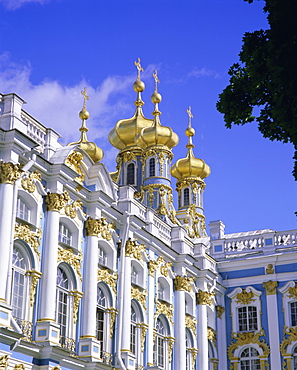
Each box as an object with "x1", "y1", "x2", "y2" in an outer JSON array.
[{"x1": 217, "y1": 0, "x2": 297, "y2": 179}]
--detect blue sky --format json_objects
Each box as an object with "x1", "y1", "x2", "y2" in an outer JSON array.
[{"x1": 0, "y1": 0, "x2": 296, "y2": 234}]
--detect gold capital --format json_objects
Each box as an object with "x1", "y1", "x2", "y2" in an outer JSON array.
[
  {"x1": 0, "y1": 162, "x2": 22, "y2": 184},
  {"x1": 45, "y1": 191, "x2": 70, "y2": 212},
  {"x1": 174, "y1": 275, "x2": 194, "y2": 292},
  {"x1": 216, "y1": 305, "x2": 225, "y2": 319},
  {"x1": 196, "y1": 290, "x2": 213, "y2": 306},
  {"x1": 263, "y1": 280, "x2": 278, "y2": 295}
]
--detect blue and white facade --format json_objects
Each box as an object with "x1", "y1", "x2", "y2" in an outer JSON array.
[{"x1": 0, "y1": 86, "x2": 296, "y2": 370}]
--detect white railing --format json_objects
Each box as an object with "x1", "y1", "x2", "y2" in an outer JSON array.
[
  {"x1": 153, "y1": 216, "x2": 171, "y2": 244},
  {"x1": 21, "y1": 112, "x2": 46, "y2": 146}
]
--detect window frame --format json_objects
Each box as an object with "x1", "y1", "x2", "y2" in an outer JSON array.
[
  {"x1": 126, "y1": 162, "x2": 136, "y2": 186},
  {"x1": 149, "y1": 157, "x2": 156, "y2": 178}
]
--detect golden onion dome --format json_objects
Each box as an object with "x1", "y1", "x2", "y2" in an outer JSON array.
[
  {"x1": 108, "y1": 58, "x2": 154, "y2": 150},
  {"x1": 67, "y1": 88, "x2": 104, "y2": 163},
  {"x1": 136, "y1": 71, "x2": 179, "y2": 150},
  {"x1": 171, "y1": 108, "x2": 210, "y2": 180}
]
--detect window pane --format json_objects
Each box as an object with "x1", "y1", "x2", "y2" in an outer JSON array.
[
  {"x1": 17, "y1": 197, "x2": 30, "y2": 221},
  {"x1": 127, "y1": 163, "x2": 135, "y2": 185},
  {"x1": 59, "y1": 223, "x2": 72, "y2": 245},
  {"x1": 184, "y1": 188, "x2": 190, "y2": 206},
  {"x1": 149, "y1": 158, "x2": 155, "y2": 177},
  {"x1": 291, "y1": 302, "x2": 297, "y2": 326}
]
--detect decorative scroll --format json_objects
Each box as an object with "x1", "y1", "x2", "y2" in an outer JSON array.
[
  {"x1": 196, "y1": 290, "x2": 213, "y2": 306},
  {"x1": 155, "y1": 300, "x2": 174, "y2": 324},
  {"x1": 148, "y1": 256, "x2": 164, "y2": 277},
  {"x1": 185, "y1": 315, "x2": 197, "y2": 337},
  {"x1": 208, "y1": 327, "x2": 217, "y2": 348},
  {"x1": 122, "y1": 151, "x2": 137, "y2": 163},
  {"x1": 14, "y1": 364, "x2": 25, "y2": 370},
  {"x1": 26, "y1": 270, "x2": 42, "y2": 306},
  {"x1": 0, "y1": 162, "x2": 22, "y2": 184},
  {"x1": 287, "y1": 283, "x2": 297, "y2": 300},
  {"x1": 65, "y1": 151, "x2": 85, "y2": 183},
  {"x1": 263, "y1": 280, "x2": 278, "y2": 295},
  {"x1": 106, "y1": 308, "x2": 118, "y2": 338},
  {"x1": 21, "y1": 171, "x2": 42, "y2": 193},
  {"x1": 216, "y1": 305, "x2": 225, "y2": 319},
  {"x1": 65, "y1": 199, "x2": 83, "y2": 219},
  {"x1": 228, "y1": 330, "x2": 270, "y2": 360},
  {"x1": 189, "y1": 348, "x2": 198, "y2": 370},
  {"x1": 46, "y1": 191, "x2": 70, "y2": 212},
  {"x1": 97, "y1": 268, "x2": 118, "y2": 293},
  {"x1": 85, "y1": 217, "x2": 115, "y2": 240},
  {"x1": 174, "y1": 276, "x2": 194, "y2": 292},
  {"x1": 160, "y1": 261, "x2": 172, "y2": 277},
  {"x1": 138, "y1": 323, "x2": 148, "y2": 352},
  {"x1": 166, "y1": 336, "x2": 175, "y2": 363},
  {"x1": 14, "y1": 224, "x2": 42, "y2": 259},
  {"x1": 0, "y1": 355, "x2": 9, "y2": 370},
  {"x1": 280, "y1": 326, "x2": 297, "y2": 356},
  {"x1": 235, "y1": 288, "x2": 256, "y2": 305},
  {"x1": 125, "y1": 239, "x2": 146, "y2": 261},
  {"x1": 58, "y1": 247, "x2": 82, "y2": 281},
  {"x1": 70, "y1": 290, "x2": 83, "y2": 323},
  {"x1": 131, "y1": 286, "x2": 147, "y2": 310}
]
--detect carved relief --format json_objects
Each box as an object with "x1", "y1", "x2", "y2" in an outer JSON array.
[
  {"x1": 0, "y1": 355, "x2": 9, "y2": 370},
  {"x1": 0, "y1": 162, "x2": 22, "y2": 184},
  {"x1": 85, "y1": 217, "x2": 115, "y2": 240},
  {"x1": 148, "y1": 256, "x2": 164, "y2": 277},
  {"x1": 287, "y1": 283, "x2": 297, "y2": 300},
  {"x1": 216, "y1": 305, "x2": 225, "y2": 319},
  {"x1": 174, "y1": 275, "x2": 194, "y2": 292},
  {"x1": 14, "y1": 224, "x2": 42, "y2": 259},
  {"x1": 46, "y1": 191, "x2": 70, "y2": 212},
  {"x1": 166, "y1": 336, "x2": 175, "y2": 363},
  {"x1": 235, "y1": 288, "x2": 255, "y2": 305},
  {"x1": 121, "y1": 151, "x2": 137, "y2": 163},
  {"x1": 97, "y1": 268, "x2": 118, "y2": 293},
  {"x1": 14, "y1": 365, "x2": 25, "y2": 370},
  {"x1": 266, "y1": 263, "x2": 274, "y2": 274},
  {"x1": 280, "y1": 326, "x2": 297, "y2": 356},
  {"x1": 106, "y1": 308, "x2": 118, "y2": 338},
  {"x1": 155, "y1": 300, "x2": 174, "y2": 324},
  {"x1": 208, "y1": 327, "x2": 217, "y2": 347},
  {"x1": 65, "y1": 151, "x2": 85, "y2": 183},
  {"x1": 196, "y1": 290, "x2": 213, "y2": 306},
  {"x1": 65, "y1": 199, "x2": 83, "y2": 219},
  {"x1": 160, "y1": 261, "x2": 172, "y2": 277},
  {"x1": 185, "y1": 315, "x2": 197, "y2": 337},
  {"x1": 21, "y1": 171, "x2": 42, "y2": 193},
  {"x1": 228, "y1": 330, "x2": 270, "y2": 360},
  {"x1": 57, "y1": 247, "x2": 82, "y2": 281},
  {"x1": 26, "y1": 270, "x2": 42, "y2": 306},
  {"x1": 131, "y1": 286, "x2": 147, "y2": 310},
  {"x1": 125, "y1": 239, "x2": 146, "y2": 261},
  {"x1": 185, "y1": 204, "x2": 207, "y2": 238},
  {"x1": 70, "y1": 290, "x2": 83, "y2": 323},
  {"x1": 138, "y1": 323, "x2": 148, "y2": 352},
  {"x1": 263, "y1": 280, "x2": 278, "y2": 295}
]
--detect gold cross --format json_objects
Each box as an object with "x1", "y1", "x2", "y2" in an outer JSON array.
[
  {"x1": 81, "y1": 87, "x2": 89, "y2": 109},
  {"x1": 134, "y1": 58, "x2": 144, "y2": 81},
  {"x1": 152, "y1": 70, "x2": 160, "y2": 93},
  {"x1": 187, "y1": 106, "x2": 193, "y2": 127}
]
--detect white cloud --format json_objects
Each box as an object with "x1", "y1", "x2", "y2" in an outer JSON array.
[
  {"x1": 188, "y1": 67, "x2": 220, "y2": 79},
  {"x1": 0, "y1": 0, "x2": 49, "y2": 10},
  {"x1": 0, "y1": 52, "x2": 138, "y2": 171}
]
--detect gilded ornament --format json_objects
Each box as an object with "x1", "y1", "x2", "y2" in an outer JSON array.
[
  {"x1": 131, "y1": 286, "x2": 147, "y2": 310},
  {"x1": 166, "y1": 336, "x2": 175, "y2": 363},
  {"x1": 235, "y1": 288, "x2": 255, "y2": 305},
  {"x1": 148, "y1": 256, "x2": 164, "y2": 277},
  {"x1": 189, "y1": 348, "x2": 198, "y2": 370},
  {"x1": 65, "y1": 151, "x2": 85, "y2": 183},
  {"x1": 0, "y1": 355, "x2": 9, "y2": 370},
  {"x1": 125, "y1": 239, "x2": 146, "y2": 261},
  {"x1": 148, "y1": 186, "x2": 154, "y2": 208},
  {"x1": 0, "y1": 161, "x2": 22, "y2": 184},
  {"x1": 280, "y1": 326, "x2": 297, "y2": 357},
  {"x1": 228, "y1": 330, "x2": 270, "y2": 360},
  {"x1": 196, "y1": 290, "x2": 213, "y2": 306},
  {"x1": 85, "y1": 217, "x2": 115, "y2": 240},
  {"x1": 287, "y1": 283, "x2": 297, "y2": 300},
  {"x1": 57, "y1": 247, "x2": 82, "y2": 281},
  {"x1": 26, "y1": 270, "x2": 42, "y2": 306},
  {"x1": 155, "y1": 301, "x2": 174, "y2": 324},
  {"x1": 160, "y1": 261, "x2": 172, "y2": 277},
  {"x1": 106, "y1": 308, "x2": 118, "y2": 338},
  {"x1": 65, "y1": 199, "x2": 83, "y2": 219},
  {"x1": 210, "y1": 359, "x2": 219, "y2": 370},
  {"x1": 121, "y1": 151, "x2": 137, "y2": 163},
  {"x1": 45, "y1": 191, "x2": 70, "y2": 212},
  {"x1": 14, "y1": 224, "x2": 42, "y2": 259},
  {"x1": 185, "y1": 315, "x2": 197, "y2": 337},
  {"x1": 263, "y1": 280, "x2": 278, "y2": 295},
  {"x1": 14, "y1": 365, "x2": 25, "y2": 370},
  {"x1": 21, "y1": 171, "x2": 42, "y2": 193},
  {"x1": 216, "y1": 305, "x2": 225, "y2": 319},
  {"x1": 98, "y1": 268, "x2": 118, "y2": 293},
  {"x1": 138, "y1": 323, "x2": 148, "y2": 352},
  {"x1": 174, "y1": 275, "x2": 194, "y2": 292},
  {"x1": 266, "y1": 264, "x2": 274, "y2": 274},
  {"x1": 185, "y1": 204, "x2": 207, "y2": 239},
  {"x1": 207, "y1": 327, "x2": 217, "y2": 347},
  {"x1": 70, "y1": 290, "x2": 83, "y2": 324}
]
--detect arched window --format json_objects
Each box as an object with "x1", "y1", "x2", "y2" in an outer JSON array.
[
  {"x1": 238, "y1": 306, "x2": 258, "y2": 331},
  {"x1": 56, "y1": 267, "x2": 69, "y2": 344},
  {"x1": 240, "y1": 347, "x2": 260, "y2": 370},
  {"x1": 290, "y1": 301, "x2": 297, "y2": 326},
  {"x1": 98, "y1": 246, "x2": 107, "y2": 266},
  {"x1": 186, "y1": 329, "x2": 194, "y2": 370},
  {"x1": 293, "y1": 346, "x2": 297, "y2": 369},
  {"x1": 59, "y1": 223, "x2": 72, "y2": 246},
  {"x1": 127, "y1": 163, "x2": 135, "y2": 185},
  {"x1": 183, "y1": 188, "x2": 190, "y2": 207},
  {"x1": 154, "y1": 317, "x2": 167, "y2": 369},
  {"x1": 96, "y1": 286, "x2": 106, "y2": 357},
  {"x1": 16, "y1": 197, "x2": 30, "y2": 222},
  {"x1": 11, "y1": 246, "x2": 28, "y2": 319},
  {"x1": 149, "y1": 158, "x2": 155, "y2": 177},
  {"x1": 130, "y1": 306, "x2": 137, "y2": 355}
]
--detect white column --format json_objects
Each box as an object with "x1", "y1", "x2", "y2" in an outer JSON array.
[
  {"x1": 263, "y1": 281, "x2": 281, "y2": 369},
  {"x1": 81, "y1": 233, "x2": 98, "y2": 337},
  {"x1": 174, "y1": 283, "x2": 186, "y2": 370},
  {"x1": 197, "y1": 291, "x2": 209, "y2": 370},
  {"x1": 122, "y1": 254, "x2": 132, "y2": 351},
  {"x1": 147, "y1": 256, "x2": 156, "y2": 367},
  {"x1": 216, "y1": 305, "x2": 227, "y2": 370},
  {"x1": 0, "y1": 182, "x2": 15, "y2": 301}
]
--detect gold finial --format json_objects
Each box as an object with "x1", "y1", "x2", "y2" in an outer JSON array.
[
  {"x1": 81, "y1": 87, "x2": 89, "y2": 110},
  {"x1": 134, "y1": 58, "x2": 144, "y2": 81},
  {"x1": 186, "y1": 106, "x2": 195, "y2": 139},
  {"x1": 79, "y1": 87, "x2": 90, "y2": 121},
  {"x1": 187, "y1": 106, "x2": 194, "y2": 128},
  {"x1": 152, "y1": 70, "x2": 160, "y2": 93}
]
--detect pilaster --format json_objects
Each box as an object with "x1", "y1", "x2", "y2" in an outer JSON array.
[{"x1": 196, "y1": 290, "x2": 211, "y2": 369}]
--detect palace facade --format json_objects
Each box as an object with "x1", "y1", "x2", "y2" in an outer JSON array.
[{"x1": 0, "y1": 63, "x2": 296, "y2": 370}]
